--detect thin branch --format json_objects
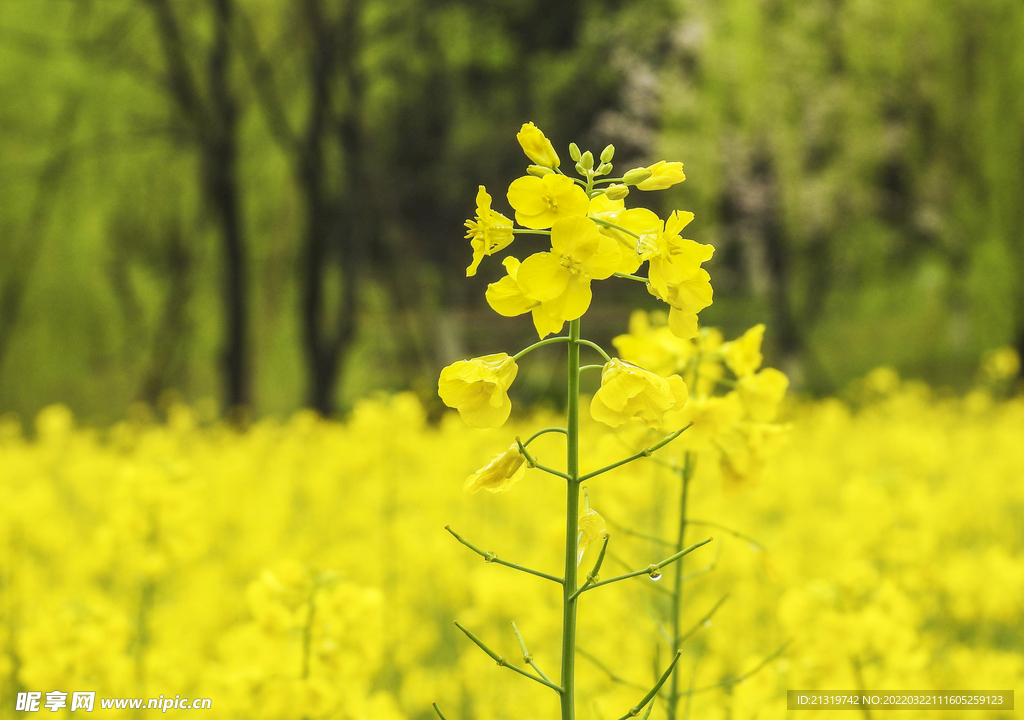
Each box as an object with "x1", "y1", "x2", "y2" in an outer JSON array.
[
  {"x1": 616, "y1": 650, "x2": 683, "y2": 719},
  {"x1": 453, "y1": 621, "x2": 563, "y2": 693},
  {"x1": 431, "y1": 702, "x2": 449, "y2": 720},
  {"x1": 678, "y1": 641, "x2": 792, "y2": 696},
  {"x1": 578, "y1": 339, "x2": 612, "y2": 363},
  {"x1": 569, "y1": 534, "x2": 610, "y2": 600},
  {"x1": 583, "y1": 538, "x2": 713, "y2": 593},
  {"x1": 522, "y1": 426, "x2": 567, "y2": 447},
  {"x1": 578, "y1": 647, "x2": 647, "y2": 691},
  {"x1": 580, "y1": 425, "x2": 691, "y2": 482},
  {"x1": 686, "y1": 519, "x2": 767, "y2": 552},
  {"x1": 511, "y1": 622, "x2": 555, "y2": 686},
  {"x1": 515, "y1": 437, "x2": 572, "y2": 481},
  {"x1": 614, "y1": 272, "x2": 650, "y2": 284},
  {"x1": 677, "y1": 594, "x2": 729, "y2": 647},
  {"x1": 445, "y1": 526, "x2": 563, "y2": 584}
]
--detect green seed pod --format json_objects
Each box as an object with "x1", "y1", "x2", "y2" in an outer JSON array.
[
  {"x1": 623, "y1": 167, "x2": 653, "y2": 185},
  {"x1": 568, "y1": 143, "x2": 582, "y2": 162},
  {"x1": 600, "y1": 144, "x2": 615, "y2": 163},
  {"x1": 527, "y1": 164, "x2": 555, "y2": 177}
]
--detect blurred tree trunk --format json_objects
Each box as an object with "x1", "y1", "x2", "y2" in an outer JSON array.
[
  {"x1": 143, "y1": 0, "x2": 251, "y2": 416},
  {"x1": 241, "y1": 0, "x2": 367, "y2": 416}
]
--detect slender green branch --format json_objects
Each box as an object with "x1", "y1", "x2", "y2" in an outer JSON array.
[
  {"x1": 578, "y1": 339, "x2": 612, "y2": 363},
  {"x1": 454, "y1": 621, "x2": 564, "y2": 693},
  {"x1": 676, "y1": 641, "x2": 791, "y2": 697},
  {"x1": 613, "y1": 272, "x2": 650, "y2": 284},
  {"x1": 686, "y1": 519, "x2": 767, "y2": 552},
  {"x1": 513, "y1": 335, "x2": 570, "y2": 361},
  {"x1": 592, "y1": 216, "x2": 643, "y2": 240},
  {"x1": 513, "y1": 228, "x2": 553, "y2": 235},
  {"x1": 445, "y1": 526, "x2": 563, "y2": 584},
  {"x1": 432, "y1": 702, "x2": 449, "y2": 720},
  {"x1": 515, "y1": 437, "x2": 572, "y2": 481},
  {"x1": 522, "y1": 427, "x2": 568, "y2": 447},
  {"x1": 592, "y1": 176, "x2": 625, "y2": 185},
  {"x1": 580, "y1": 425, "x2": 691, "y2": 482},
  {"x1": 640, "y1": 700, "x2": 657, "y2": 720},
  {"x1": 616, "y1": 650, "x2": 683, "y2": 720},
  {"x1": 569, "y1": 533, "x2": 610, "y2": 601},
  {"x1": 604, "y1": 517, "x2": 675, "y2": 549},
  {"x1": 582, "y1": 538, "x2": 713, "y2": 593},
  {"x1": 677, "y1": 594, "x2": 729, "y2": 648},
  {"x1": 512, "y1": 621, "x2": 556, "y2": 686},
  {"x1": 580, "y1": 364, "x2": 605, "y2": 372}
]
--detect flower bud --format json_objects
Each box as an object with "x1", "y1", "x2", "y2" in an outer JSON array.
[
  {"x1": 604, "y1": 184, "x2": 629, "y2": 200},
  {"x1": 579, "y1": 151, "x2": 595, "y2": 171},
  {"x1": 596, "y1": 162, "x2": 613, "y2": 176},
  {"x1": 623, "y1": 167, "x2": 653, "y2": 185},
  {"x1": 600, "y1": 144, "x2": 615, "y2": 163},
  {"x1": 516, "y1": 122, "x2": 560, "y2": 167},
  {"x1": 527, "y1": 164, "x2": 554, "y2": 177},
  {"x1": 575, "y1": 162, "x2": 587, "y2": 176},
  {"x1": 569, "y1": 142, "x2": 582, "y2": 162}
]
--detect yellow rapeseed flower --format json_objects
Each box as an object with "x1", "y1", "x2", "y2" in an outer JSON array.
[
  {"x1": 590, "y1": 359, "x2": 688, "y2": 429},
  {"x1": 636, "y1": 160, "x2": 685, "y2": 190},
  {"x1": 724, "y1": 324, "x2": 766, "y2": 378},
  {"x1": 506, "y1": 174, "x2": 590, "y2": 229},
  {"x1": 513, "y1": 216, "x2": 621, "y2": 331},
  {"x1": 738, "y1": 368, "x2": 789, "y2": 422},
  {"x1": 647, "y1": 269, "x2": 714, "y2": 339},
  {"x1": 638, "y1": 210, "x2": 714, "y2": 299},
  {"x1": 516, "y1": 122, "x2": 560, "y2": 167},
  {"x1": 438, "y1": 354, "x2": 519, "y2": 428},
  {"x1": 485, "y1": 257, "x2": 564, "y2": 339},
  {"x1": 464, "y1": 186, "x2": 514, "y2": 277},
  {"x1": 464, "y1": 443, "x2": 527, "y2": 494}
]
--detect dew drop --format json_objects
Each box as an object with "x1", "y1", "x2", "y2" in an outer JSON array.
[
  {"x1": 703, "y1": 620, "x2": 712, "y2": 627},
  {"x1": 649, "y1": 572, "x2": 662, "y2": 582}
]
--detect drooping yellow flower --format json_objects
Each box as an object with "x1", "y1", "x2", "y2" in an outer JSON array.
[
  {"x1": 738, "y1": 368, "x2": 789, "y2": 422},
  {"x1": 464, "y1": 443, "x2": 527, "y2": 494},
  {"x1": 506, "y1": 174, "x2": 590, "y2": 229},
  {"x1": 636, "y1": 160, "x2": 685, "y2": 191},
  {"x1": 516, "y1": 122, "x2": 560, "y2": 168},
  {"x1": 513, "y1": 216, "x2": 621, "y2": 332},
  {"x1": 485, "y1": 256, "x2": 564, "y2": 339},
  {"x1": 647, "y1": 269, "x2": 714, "y2": 340},
  {"x1": 438, "y1": 354, "x2": 519, "y2": 428},
  {"x1": 724, "y1": 324, "x2": 766, "y2": 378},
  {"x1": 577, "y1": 507, "x2": 607, "y2": 565},
  {"x1": 638, "y1": 211, "x2": 714, "y2": 298},
  {"x1": 590, "y1": 359, "x2": 688, "y2": 429},
  {"x1": 464, "y1": 186, "x2": 514, "y2": 277}
]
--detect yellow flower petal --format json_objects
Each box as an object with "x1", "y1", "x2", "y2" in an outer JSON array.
[
  {"x1": 464, "y1": 443, "x2": 527, "y2": 494},
  {"x1": 516, "y1": 122, "x2": 560, "y2": 168},
  {"x1": 517, "y1": 251, "x2": 570, "y2": 302}
]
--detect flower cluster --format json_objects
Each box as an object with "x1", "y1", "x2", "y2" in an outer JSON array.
[
  {"x1": 443, "y1": 123, "x2": 711, "y2": 439},
  {"x1": 613, "y1": 311, "x2": 790, "y2": 484},
  {"x1": 465, "y1": 122, "x2": 710, "y2": 341}
]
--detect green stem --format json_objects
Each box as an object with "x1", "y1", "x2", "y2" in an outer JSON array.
[
  {"x1": 580, "y1": 364, "x2": 605, "y2": 372},
  {"x1": 667, "y1": 452, "x2": 695, "y2": 720},
  {"x1": 513, "y1": 335, "x2": 570, "y2": 361},
  {"x1": 582, "y1": 537, "x2": 712, "y2": 593},
  {"x1": 432, "y1": 702, "x2": 449, "y2": 720},
  {"x1": 522, "y1": 427, "x2": 568, "y2": 447},
  {"x1": 616, "y1": 650, "x2": 683, "y2": 720},
  {"x1": 579, "y1": 425, "x2": 690, "y2": 482},
  {"x1": 515, "y1": 437, "x2": 572, "y2": 481},
  {"x1": 513, "y1": 228, "x2": 553, "y2": 235},
  {"x1": 454, "y1": 621, "x2": 563, "y2": 693},
  {"x1": 445, "y1": 526, "x2": 563, "y2": 584},
  {"x1": 578, "y1": 339, "x2": 612, "y2": 363},
  {"x1": 613, "y1": 272, "x2": 650, "y2": 284},
  {"x1": 560, "y1": 318, "x2": 582, "y2": 720},
  {"x1": 568, "y1": 533, "x2": 610, "y2": 601},
  {"x1": 592, "y1": 216, "x2": 643, "y2": 240}
]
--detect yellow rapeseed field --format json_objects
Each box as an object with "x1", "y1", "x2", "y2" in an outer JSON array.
[{"x1": 0, "y1": 365, "x2": 1020, "y2": 718}]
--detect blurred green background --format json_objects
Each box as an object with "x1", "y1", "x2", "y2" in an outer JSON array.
[{"x1": 1, "y1": 0, "x2": 1022, "y2": 423}]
